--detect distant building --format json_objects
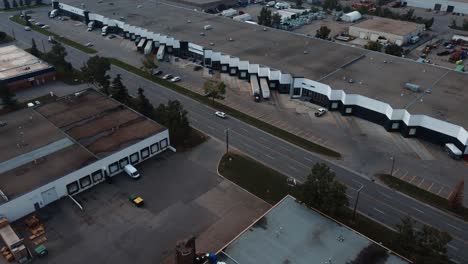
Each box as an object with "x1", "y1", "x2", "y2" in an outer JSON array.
[
  {"x1": 404, "y1": 0, "x2": 468, "y2": 14},
  {"x1": 341, "y1": 11, "x2": 362, "y2": 23},
  {"x1": 0, "y1": 89, "x2": 172, "y2": 222},
  {"x1": 0, "y1": 45, "x2": 55, "y2": 91},
  {"x1": 349, "y1": 17, "x2": 424, "y2": 46},
  {"x1": 217, "y1": 195, "x2": 411, "y2": 264}
]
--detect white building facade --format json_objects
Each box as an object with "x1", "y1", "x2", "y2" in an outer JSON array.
[{"x1": 404, "y1": 0, "x2": 468, "y2": 14}]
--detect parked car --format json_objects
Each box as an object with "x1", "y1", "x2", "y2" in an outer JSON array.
[
  {"x1": 24, "y1": 26, "x2": 31, "y2": 31},
  {"x1": 34, "y1": 22, "x2": 44, "y2": 26},
  {"x1": 108, "y1": 34, "x2": 116, "y2": 39},
  {"x1": 162, "y1": 74, "x2": 173, "y2": 80},
  {"x1": 41, "y1": 25, "x2": 50, "y2": 29},
  {"x1": 28, "y1": 18, "x2": 35, "y2": 23},
  {"x1": 48, "y1": 36, "x2": 57, "y2": 43},
  {"x1": 215, "y1": 111, "x2": 226, "y2": 119},
  {"x1": 170, "y1": 76, "x2": 181, "y2": 82},
  {"x1": 193, "y1": 65, "x2": 203, "y2": 71},
  {"x1": 153, "y1": 70, "x2": 163, "y2": 75},
  {"x1": 85, "y1": 43, "x2": 93, "y2": 47},
  {"x1": 314, "y1": 108, "x2": 327, "y2": 117}
]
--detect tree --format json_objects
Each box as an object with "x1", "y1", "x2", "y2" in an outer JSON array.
[
  {"x1": 323, "y1": 0, "x2": 338, "y2": 10},
  {"x1": 295, "y1": 0, "x2": 302, "y2": 9},
  {"x1": 450, "y1": 19, "x2": 457, "y2": 28},
  {"x1": 463, "y1": 19, "x2": 468, "y2": 30},
  {"x1": 265, "y1": 8, "x2": 272, "y2": 27},
  {"x1": 25, "y1": 0, "x2": 30, "y2": 5},
  {"x1": 402, "y1": 8, "x2": 415, "y2": 21},
  {"x1": 385, "y1": 43, "x2": 403, "y2": 57},
  {"x1": 364, "y1": 41, "x2": 381, "y2": 51},
  {"x1": 154, "y1": 100, "x2": 191, "y2": 146},
  {"x1": 46, "y1": 43, "x2": 73, "y2": 80},
  {"x1": 298, "y1": 163, "x2": 348, "y2": 216},
  {"x1": 0, "y1": 82, "x2": 18, "y2": 110},
  {"x1": 203, "y1": 80, "x2": 226, "y2": 103},
  {"x1": 3, "y1": 0, "x2": 11, "y2": 9},
  {"x1": 315, "y1": 26, "x2": 331, "y2": 40},
  {"x1": 271, "y1": 13, "x2": 282, "y2": 28},
  {"x1": 257, "y1": 7, "x2": 267, "y2": 26},
  {"x1": 80, "y1": 56, "x2": 111, "y2": 94},
  {"x1": 35, "y1": 0, "x2": 41, "y2": 4},
  {"x1": 110, "y1": 74, "x2": 130, "y2": 104},
  {"x1": 448, "y1": 179, "x2": 464, "y2": 211},
  {"x1": 135, "y1": 88, "x2": 154, "y2": 118},
  {"x1": 424, "y1": 17, "x2": 434, "y2": 30},
  {"x1": 30, "y1": 38, "x2": 39, "y2": 56},
  {"x1": 19, "y1": 0, "x2": 23, "y2": 6},
  {"x1": 12, "y1": 0, "x2": 17, "y2": 8},
  {"x1": 140, "y1": 54, "x2": 157, "y2": 74}
]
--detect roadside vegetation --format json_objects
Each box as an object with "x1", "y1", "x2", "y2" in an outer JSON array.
[
  {"x1": 0, "y1": 31, "x2": 14, "y2": 44},
  {"x1": 2, "y1": 0, "x2": 44, "y2": 11},
  {"x1": 219, "y1": 153, "x2": 454, "y2": 264},
  {"x1": 378, "y1": 174, "x2": 468, "y2": 221},
  {"x1": 10, "y1": 15, "x2": 97, "y2": 54}
]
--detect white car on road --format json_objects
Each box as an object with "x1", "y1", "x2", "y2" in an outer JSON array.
[
  {"x1": 162, "y1": 74, "x2": 173, "y2": 80},
  {"x1": 24, "y1": 26, "x2": 31, "y2": 31},
  {"x1": 314, "y1": 108, "x2": 327, "y2": 117},
  {"x1": 215, "y1": 111, "x2": 227, "y2": 119},
  {"x1": 170, "y1": 76, "x2": 181, "y2": 83}
]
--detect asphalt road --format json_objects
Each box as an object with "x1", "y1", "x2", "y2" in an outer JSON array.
[{"x1": 1, "y1": 14, "x2": 467, "y2": 263}]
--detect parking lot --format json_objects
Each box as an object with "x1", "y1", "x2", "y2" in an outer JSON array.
[{"x1": 7, "y1": 139, "x2": 269, "y2": 264}]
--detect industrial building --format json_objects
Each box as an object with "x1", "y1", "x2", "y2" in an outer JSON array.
[
  {"x1": 404, "y1": 0, "x2": 468, "y2": 14},
  {"x1": 349, "y1": 17, "x2": 424, "y2": 46},
  {"x1": 51, "y1": 0, "x2": 468, "y2": 159},
  {"x1": 0, "y1": 45, "x2": 55, "y2": 91},
  {"x1": 0, "y1": 89, "x2": 171, "y2": 222},
  {"x1": 217, "y1": 195, "x2": 410, "y2": 264}
]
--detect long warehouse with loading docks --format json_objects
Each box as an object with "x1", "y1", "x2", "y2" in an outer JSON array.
[
  {"x1": 51, "y1": 0, "x2": 468, "y2": 159},
  {"x1": 0, "y1": 89, "x2": 172, "y2": 222}
]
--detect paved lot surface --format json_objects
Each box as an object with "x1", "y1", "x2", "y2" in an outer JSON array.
[
  {"x1": 2, "y1": 10, "x2": 468, "y2": 262},
  {"x1": 10, "y1": 139, "x2": 269, "y2": 264}
]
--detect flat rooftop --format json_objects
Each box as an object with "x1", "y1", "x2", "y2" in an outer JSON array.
[
  {"x1": 0, "y1": 89, "x2": 166, "y2": 199},
  {"x1": 218, "y1": 195, "x2": 410, "y2": 264},
  {"x1": 0, "y1": 45, "x2": 51, "y2": 81},
  {"x1": 60, "y1": 0, "x2": 468, "y2": 128},
  {"x1": 350, "y1": 17, "x2": 423, "y2": 36}
]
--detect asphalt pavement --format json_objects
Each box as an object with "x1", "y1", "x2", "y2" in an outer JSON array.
[{"x1": 1, "y1": 13, "x2": 467, "y2": 263}]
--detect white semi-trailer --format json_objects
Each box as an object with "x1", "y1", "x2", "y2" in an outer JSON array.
[
  {"x1": 101, "y1": 26, "x2": 108, "y2": 36},
  {"x1": 259, "y1": 78, "x2": 270, "y2": 99},
  {"x1": 157, "y1": 45, "x2": 166, "y2": 60},
  {"x1": 250, "y1": 75, "x2": 261, "y2": 102},
  {"x1": 144, "y1": 40, "x2": 153, "y2": 55}
]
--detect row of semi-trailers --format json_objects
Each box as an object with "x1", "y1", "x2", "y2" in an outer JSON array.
[
  {"x1": 250, "y1": 75, "x2": 270, "y2": 101},
  {"x1": 135, "y1": 37, "x2": 166, "y2": 60}
]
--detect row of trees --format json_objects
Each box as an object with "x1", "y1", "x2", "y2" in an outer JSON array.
[
  {"x1": 364, "y1": 41, "x2": 404, "y2": 57},
  {"x1": 296, "y1": 163, "x2": 452, "y2": 263},
  {"x1": 257, "y1": 7, "x2": 282, "y2": 28},
  {"x1": 2, "y1": 0, "x2": 42, "y2": 9}
]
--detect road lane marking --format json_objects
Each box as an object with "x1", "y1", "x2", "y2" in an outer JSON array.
[
  {"x1": 240, "y1": 128, "x2": 248, "y2": 133},
  {"x1": 373, "y1": 208, "x2": 386, "y2": 215},
  {"x1": 345, "y1": 194, "x2": 353, "y2": 199},
  {"x1": 412, "y1": 207, "x2": 424, "y2": 214},
  {"x1": 380, "y1": 193, "x2": 393, "y2": 200},
  {"x1": 447, "y1": 223, "x2": 462, "y2": 232},
  {"x1": 417, "y1": 179, "x2": 425, "y2": 187},
  {"x1": 264, "y1": 154, "x2": 275, "y2": 160},
  {"x1": 207, "y1": 125, "x2": 215, "y2": 130},
  {"x1": 437, "y1": 187, "x2": 443, "y2": 195},
  {"x1": 427, "y1": 183, "x2": 434, "y2": 192},
  {"x1": 448, "y1": 244, "x2": 459, "y2": 251},
  {"x1": 409, "y1": 175, "x2": 417, "y2": 183},
  {"x1": 448, "y1": 191, "x2": 453, "y2": 199},
  {"x1": 278, "y1": 145, "x2": 291, "y2": 152},
  {"x1": 288, "y1": 165, "x2": 299, "y2": 172},
  {"x1": 303, "y1": 157, "x2": 313, "y2": 162},
  {"x1": 400, "y1": 171, "x2": 408, "y2": 180},
  {"x1": 259, "y1": 136, "x2": 269, "y2": 142}
]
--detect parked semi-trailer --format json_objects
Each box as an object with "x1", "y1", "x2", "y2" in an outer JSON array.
[
  {"x1": 144, "y1": 40, "x2": 153, "y2": 55},
  {"x1": 101, "y1": 26, "x2": 108, "y2": 36},
  {"x1": 0, "y1": 218, "x2": 31, "y2": 263},
  {"x1": 250, "y1": 75, "x2": 261, "y2": 102},
  {"x1": 157, "y1": 45, "x2": 166, "y2": 60},
  {"x1": 259, "y1": 78, "x2": 270, "y2": 99},
  {"x1": 87, "y1": 21, "x2": 95, "y2": 31},
  {"x1": 137, "y1": 38, "x2": 147, "y2": 52}
]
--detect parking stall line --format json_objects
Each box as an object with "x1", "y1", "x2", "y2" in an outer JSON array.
[
  {"x1": 417, "y1": 179, "x2": 425, "y2": 187},
  {"x1": 437, "y1": 186, "x2": 444, "y2": 195},
  {"x1": 400, "y1": 171, "x2": 409, "y2": 180},
  {"x1": 448, "y1": 191, "x2": 454, "y2": 199},
  {"x1": 409, "y1": 175, "x2": 417, "y2": 183},
  {"x1": 427, "y1": 183, "x2": 435, "y2": 192}
]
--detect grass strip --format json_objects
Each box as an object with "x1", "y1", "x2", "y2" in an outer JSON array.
[
  {"x1": 377, "y1": 173, "x2": 468, "y2": 221},
  {"x1": 218, "y1": 153, "x2": 405, "y2": 261},
  {"x1": 10, "y1": 15, "x2": 97, "y2": 54},
  {"x1": 2, "y1": 4, "x2": 46, "y2": 12},
  {"x1": 108, "y1": 58, "x2": 341, "y2": 159}
]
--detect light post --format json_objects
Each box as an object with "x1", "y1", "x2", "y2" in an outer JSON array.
[
  {"x1": 225, "y1": 128, "x2": 229, "y2": 154},
  {"x1": 352, "y1": 184, "x2": 364, "y2": 221},
  {"x1": 390, "y1": 156, "x2": 396, "y2": 176}
]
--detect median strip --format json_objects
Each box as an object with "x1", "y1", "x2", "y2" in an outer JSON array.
[{"x1": 10, "y1": 15, "x2": 97, "y2": 54}]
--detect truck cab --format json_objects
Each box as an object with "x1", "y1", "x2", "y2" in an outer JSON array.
[
  {"x1": 101, "y1": 26, "x2": 108, "y2": 36},
  {"x1": 124, "y1": 164, "x2": 140, "y2": 179}
]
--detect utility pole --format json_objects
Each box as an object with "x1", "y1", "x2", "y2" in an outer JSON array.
[
  {"x1": 390, "y1": 156, "x2": 395, "y2": 176},
  {"x1": 225, "y1": 128, "x2": 229, "y2": 154},
  {"x1": 11, "y1": 29, "x2": 15, "y2": 40},
  {"x1": 352, "y1": 184, "x2": 364, "y2": 221},
  {"x1": 41, "y1": 39, "x2": 46, "y2": 53}
]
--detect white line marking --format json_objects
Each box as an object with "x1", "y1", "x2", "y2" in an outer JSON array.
[
  {"x1": 240, "y1": 128, "x2": 248, "y2": 133},
  {"x1": 447, "y1": 244, "x2": 459, "y2": 251},
  {"x1": 412, "y1": 207, "x2": 424, "y2": 214},
  {"x1": 303, "y1": 156, "x2": 313, "y2": 162},
  {"x1": 278, "y1": 145, "x2": 291, "y2": 152},
  {"x1": 352, "y1": 179, "x2": 365, "y2": 186},
  {"x1": 190, "y1": 117, "x2": 199, "y2": 122},
  {"x1": 373, "y1": 208, "x2": 386, "y2": 215},
  {"x1": 447, "y1": 223, "x2": 463, "y2": 232},
  {"x1": 259, "y1": 136, "x2": 269, "y2": 142},
  {"x1": 207, "y1": 125, "x2": 214, "y2": 130},
  {"x1": 345, "y1": 194, "x2": 353, "y2": 199},
  {"x1": 288, "y1": 165, "x2": 299, "y2": 172},
  {"x1": 380, "y1": 193, "x2": 393, "y2": 200},
  {"x1": 264, "y1": 154, "x2": 275, "y2": 160}
]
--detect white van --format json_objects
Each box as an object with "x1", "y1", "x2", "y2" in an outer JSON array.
[{"x1": 124, "y1": 164, "x2": 141, "y2": 179}]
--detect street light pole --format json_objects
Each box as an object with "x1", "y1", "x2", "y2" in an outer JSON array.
[
  {"x1": 225, "y1": 128, "x2": 229, "y2": 154},
  {"x1": 352, "y1": 185, "x2": 364, "y2": 221},
  {"x1": 41, "y1": 39, "x2": 46, "y2": 54},
  {"x1": 390, "y1": 156, "x2": 395, "y2": 176}
]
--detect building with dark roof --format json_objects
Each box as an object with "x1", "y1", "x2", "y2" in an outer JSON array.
[
  {"x1": 0, "y1": 45, "x2": 55, "y2": 91},
  {"x1": 0, "y1": 88, "x2": 171, "y2": 221}
]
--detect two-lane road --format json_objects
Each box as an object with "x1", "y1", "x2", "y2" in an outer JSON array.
[{"x1": 1, "y1": 15, "x2": 467, "y2": 263}]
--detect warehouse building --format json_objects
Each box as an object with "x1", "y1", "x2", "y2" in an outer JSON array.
[
  {"x1": 404, "y1": 0, "x2": 468, "y2": 14},
  {"x1": 0, "y1": 45, "x2": 55, "y2": 92},
  {"x1": 217, "y1": 195, "x2": 410, "y2": 264},
  {"x1": 51, "y1": 0, "x2": 468, "y2": 159},
  {"x1": 349, "y1": 17, "x2": 424, "y2": 46},
  {"x1": 0, "y1": 89, "x2": 171, "y2": 221}
]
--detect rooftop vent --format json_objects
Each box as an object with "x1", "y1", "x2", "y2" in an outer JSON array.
[{"x1": 404, "y1": 83, "x2": 420, "y2": 93}]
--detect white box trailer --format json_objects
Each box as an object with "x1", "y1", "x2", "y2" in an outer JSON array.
[
  {"x1": 137, "y1": 38, "x2": 147, "y2": 51},
  {"x1": 233, "y1": 13, "x2": 252, "y2": 22},
  {"x1": 445, "y1": 143, "x2": 463, "y2": 160},
  {"x1": 250, "y1": 75, "x2": 261, "y2": 102},
  {"x1": 144, "y1": 40, "x2": 153, "y2": 55},
  {"x1": 101, "y1": 26, "x2": 108, "y2": 36},
  {"x1": 259, "y1": 78, "x2": 270, "y2": 99},
  {"x1": 0, "y1": 219, "x2": 31, "y2": 263},
  {"x1": 157, "y1": 44, "x2": 166, "y2": 60}
]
